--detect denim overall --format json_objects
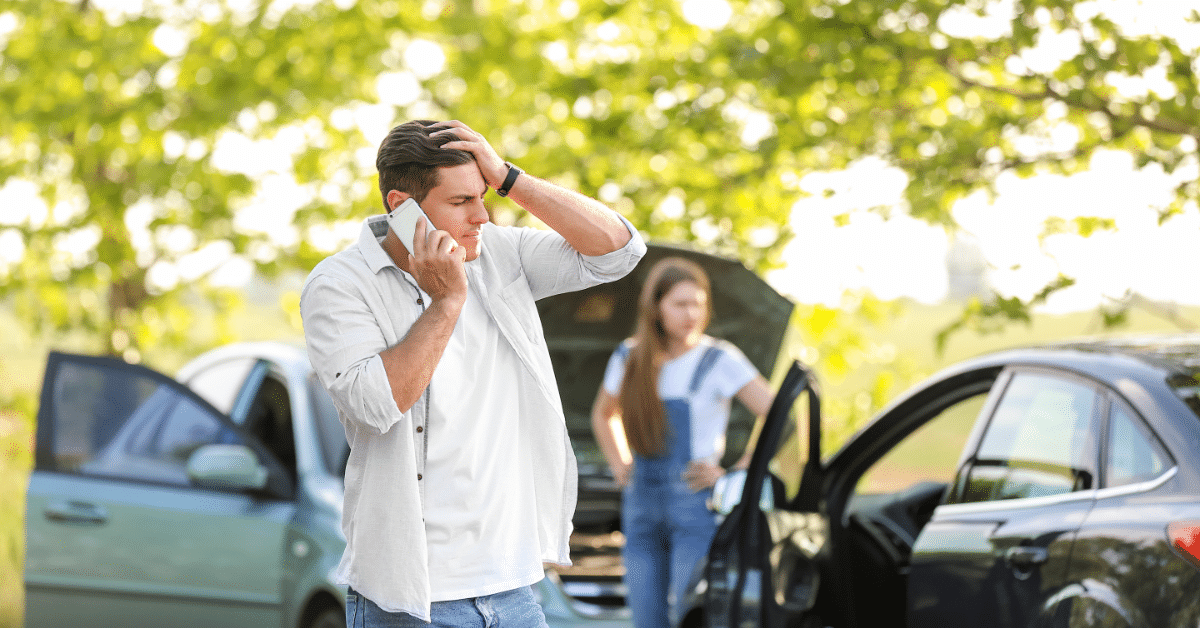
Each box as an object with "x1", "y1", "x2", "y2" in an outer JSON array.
[{"x1": 621, "y1": 345, "x2": 725, "y2": 628}]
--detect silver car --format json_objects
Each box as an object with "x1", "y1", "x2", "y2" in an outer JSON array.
[{"x1": 24, "y1": 341, "x2": 630, "y2": 628}]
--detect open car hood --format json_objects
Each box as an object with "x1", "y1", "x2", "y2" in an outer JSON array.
[{"x1": 536, "y1": 242, "x2": 794, "y2": 468}]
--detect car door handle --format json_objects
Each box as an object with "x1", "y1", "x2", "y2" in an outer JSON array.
[
  {"x1": 44, "y1": 500, "x2": 108, "y2": 526},
  {"x1": 1004, "y1": 546, "x2": 1048, "y2": 569}
]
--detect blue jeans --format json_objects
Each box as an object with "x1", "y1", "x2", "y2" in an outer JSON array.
[
  {"x1": 622, "y1": 397, "x2": 719, "y2": 628},
  {"x1": 622, "y1": 478, "x2": 718, "y2": 628},
  {"x1": 345, "y1": 586, "x2": 549, "y2": 628}
]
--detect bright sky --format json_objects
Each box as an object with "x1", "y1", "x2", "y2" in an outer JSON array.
[
  {"x1": 762, "y1": 0, "x2": 1200, "y2": 312},
  {"x1": 3, "y1": 0, "x2": 1199, "y2": 313},
  {"x1": 767, "y1": 150, "x2": 1200, "y2": 312}
]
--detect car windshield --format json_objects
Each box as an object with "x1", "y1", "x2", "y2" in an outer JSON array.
[{"x1": 308, "y1": 371, "x2": 349, "y2": 476}]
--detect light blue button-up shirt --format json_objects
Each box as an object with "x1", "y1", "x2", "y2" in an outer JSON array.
[{"x1": 300, "y1": 214, "x2": 645, "y2": 621}]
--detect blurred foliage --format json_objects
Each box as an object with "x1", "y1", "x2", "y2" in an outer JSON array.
[
  {"x1": 935, "y1": 274, "x2": 1077, "y2": 353},
  {"x1": 0, "y1": 391, "x2": 33, "y2": 628},
  {"x1": 0, "y1": 0, "x2": 1198, "y2": 361},
  {"x1": 790, "y1": 292, "x2": 926, "y2": 450}
]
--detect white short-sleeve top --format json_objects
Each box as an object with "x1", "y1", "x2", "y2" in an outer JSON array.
[{"x1": 602, "y1": 335, "x2": 758, "y2": 462}]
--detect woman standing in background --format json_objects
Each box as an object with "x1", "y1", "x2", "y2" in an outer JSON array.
[{"x1": 590, "y1": 256, "x2": 774, "y2": 628}]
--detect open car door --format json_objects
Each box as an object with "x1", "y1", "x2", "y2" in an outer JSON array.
[{"x1": 704, "y1": 361, "x2": 828, "y2": 628}]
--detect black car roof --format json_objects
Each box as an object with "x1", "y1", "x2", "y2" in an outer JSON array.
[
  {"x1": 965, "y1": 334, "x2": 1200, "y2": 382},
  {"x1": 1049, "y1": 335, "x2": 1200, "y2": 373},
  {"x1": 865, "y1": 334, "x2": 1200, "y2": 416}
]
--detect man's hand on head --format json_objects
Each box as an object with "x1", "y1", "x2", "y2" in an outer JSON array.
[
  {"x1": 428, "y1": 121, "x2": 509, "y2": 192},
  {"x1": 424, "y1": 118, "x2": 633, "y2": 257}
]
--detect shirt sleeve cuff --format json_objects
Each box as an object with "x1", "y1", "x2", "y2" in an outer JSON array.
[{"x1": 583, "y1": 213, "x2": 646, "y2": 263}]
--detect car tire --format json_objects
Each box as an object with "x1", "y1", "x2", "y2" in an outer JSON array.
[{"x1": 305, "y1": 606, "x2": 345, "y2": 628}]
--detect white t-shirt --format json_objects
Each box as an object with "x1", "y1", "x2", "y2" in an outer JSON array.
[
  {"x1": 602, "y1": 335, "x2": 758, "y2": 462},
  {"x1": 421, "y1": 274, "x2": 544, "y2": 601}
]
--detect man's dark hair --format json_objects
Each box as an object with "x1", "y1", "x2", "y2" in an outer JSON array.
[{"x1": 376, "y1": 120, "x2": 475, "y2": 209}]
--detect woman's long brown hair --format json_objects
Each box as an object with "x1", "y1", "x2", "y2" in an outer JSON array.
[{"x1": 618, "y1": 257, "x2": 712, "y2": 457}]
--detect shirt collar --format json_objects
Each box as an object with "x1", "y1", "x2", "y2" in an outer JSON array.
[{"x1": 359, "y1": 215, "x2": 396, "y2": 274}]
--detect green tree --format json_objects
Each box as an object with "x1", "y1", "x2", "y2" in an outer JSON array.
[{"x1": 0, "y1": 0, "x2": 1196, "y2": 360}]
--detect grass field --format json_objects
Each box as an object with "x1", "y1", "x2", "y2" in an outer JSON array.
[
  {"x1": 0, "y1": 408, "x2": 31, "y2": 628},
  {"x1": 1, "y1": 293, "x2": 1195, "y2": 627}
]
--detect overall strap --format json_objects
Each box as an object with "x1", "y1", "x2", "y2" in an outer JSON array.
[{"x1": 689, "y1": 344, "x2": 725, "y2": 394}]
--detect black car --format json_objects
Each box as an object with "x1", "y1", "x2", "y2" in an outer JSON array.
[{"x1": 686, "y1": 335, "x2": 1200, "y2": 628}]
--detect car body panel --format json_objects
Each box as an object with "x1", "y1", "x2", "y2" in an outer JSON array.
[
  {"x1": 911, "y1": 495, "x2": 1097, "y2": 627},
  {"x1": 26, "y1": 474, "x2": 292, "y2": 626},
  {"x1": 1066, "y1": 473, "x2": 1200, "y2": 627}
]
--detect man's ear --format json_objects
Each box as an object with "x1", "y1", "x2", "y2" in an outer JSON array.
[{"x1": 386, "y1": 189, "x2": 412, "y2": 211}]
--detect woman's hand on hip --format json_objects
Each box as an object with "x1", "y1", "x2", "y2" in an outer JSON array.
[
  {"x1": 611, "y1": 461, "x2": 631, "y2": 488},
  {"x1": 682, "y1": 460, "x2": 724, "y2": 492}
]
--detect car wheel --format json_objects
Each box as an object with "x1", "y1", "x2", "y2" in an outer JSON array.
[{"x1": 305, "y1": 606, "x2": 345, "y2": 628}]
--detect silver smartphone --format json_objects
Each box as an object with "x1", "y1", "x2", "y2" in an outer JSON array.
[{"x1": 387, "y1": 197, "x2": 432, "y2": 254}]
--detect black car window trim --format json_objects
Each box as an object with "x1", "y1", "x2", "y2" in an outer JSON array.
[
  {"x1": 186, "y1": 355, "x2": 304, "y2": 466},
  {"x1": 37, "y1": 351, "x2": 296, "y2": 501},
  {"x1": 229, "y1": 359, "x2": 271, "y2": 426},
  {"x1": 948, "y1": 365, "x2": 1104, "y2": 505},
  {"x1": 946, "y1": 370, "x2": 1015, "y2": 505},
  {"x1": 1096, "y1": 391, "x2": 1176, "y2": 494}
]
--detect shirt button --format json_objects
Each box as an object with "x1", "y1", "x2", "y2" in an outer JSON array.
[
  {"x1": 416, "y1": 297, "x2": 424, "y2": 305},
  {"x1": 416, "y1": 426, "x2": 423, "y2": 433},
  {"x1": 417, "y1": 474, "x2": 423, "y2": 481}
]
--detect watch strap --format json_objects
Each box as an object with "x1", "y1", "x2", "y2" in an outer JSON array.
[{"x1": 496, "y1": 163, "x2": 523, "y2": 197}]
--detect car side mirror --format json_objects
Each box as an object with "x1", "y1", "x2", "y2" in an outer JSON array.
[
  {"x1": 187, "y1": 444, "x2": 269, "y2": 491},
  {"x1": 710, "y1": 468, "x2": 775, "y2": 516}
]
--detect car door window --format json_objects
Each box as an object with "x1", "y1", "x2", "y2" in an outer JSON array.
[
  {"x1": 126, "y1": 392, "x2": 229, "y2": 466},
  {"x1": 856, "y1": 392, "x2": 988, "y2": 495},
  {"x1": 52, "y1": 358, "x2": 244, "y2": 486},
  {"x1": 954, "y1": 372, "x2": 1099, "y2": 503},
  {"x1": 1105, "y1": 401, "x2": 1169, "y2": 487}
]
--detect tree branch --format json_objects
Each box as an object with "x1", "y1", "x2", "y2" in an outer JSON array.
[
  {"x1": 1124, "y1": 293, "x2": 1200, "y2": 331},
  {"x1": 942, "y1": 58, "x2": 1200, "y2": 138}
]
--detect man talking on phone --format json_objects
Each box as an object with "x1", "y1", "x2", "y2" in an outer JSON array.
[{"x1": 300, "y1": 119, "x2": 646, "y2": 627}]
